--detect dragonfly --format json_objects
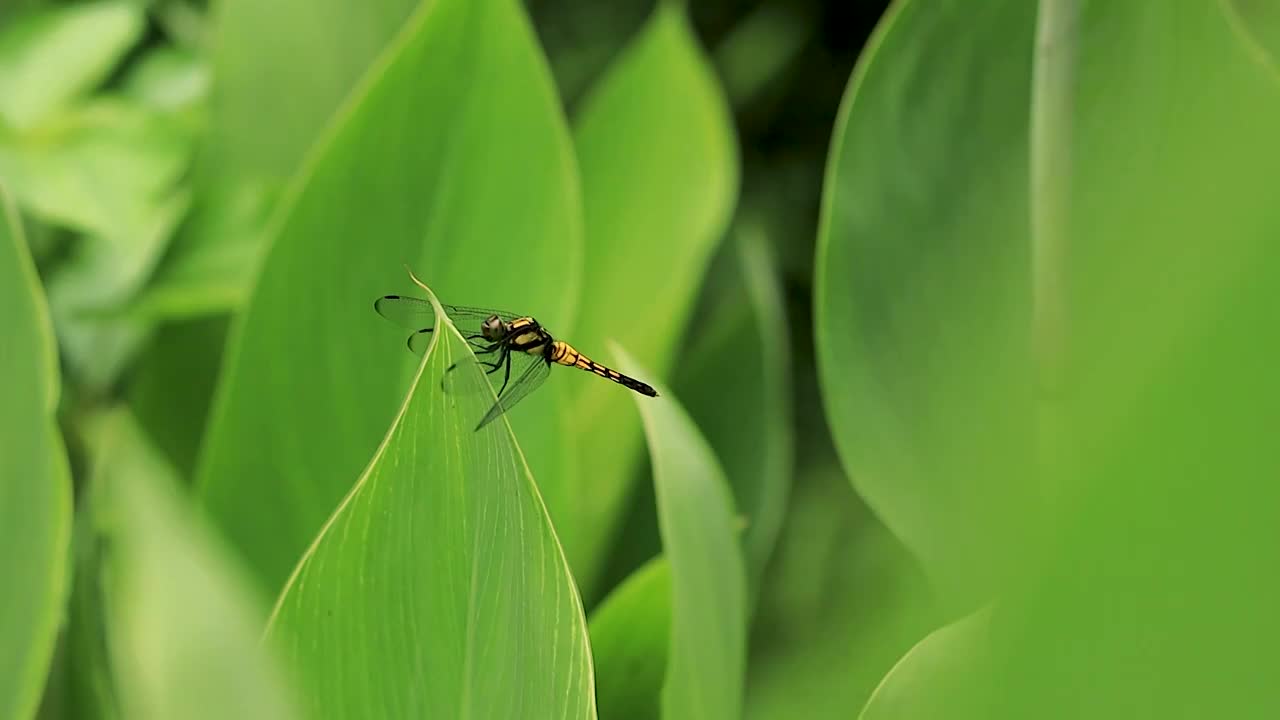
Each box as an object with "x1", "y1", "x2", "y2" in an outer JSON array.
[{"x1": 374, "y1": 291, "x2": 658, "y2": 430}]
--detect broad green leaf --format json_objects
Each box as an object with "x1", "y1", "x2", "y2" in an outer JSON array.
[
  {"x1": 1222, "y1": 0, "x2": 1280, "y2": 80},
  {"x1": 531, "y1": 2, "x2": 650, "y2": 109},
  {"x1": 822, "y1": 2, "x2": 1280, "y2": 717},
  {"x1": 675, "y1": 223, "x2": 792, "y2": 597},
  {"x1": 746, "y1": 464, "x2": 935, "y2": 720},
  {"x1": 88, "y1": 409, "x2": 299, "y2": 720},
  {"x1": 134, "y1": 185, "x2": 273, "y2": 318},
  {"x1": 0, "y1": 0, "x2": 144, "y2": 128},
  {"x1": 589, "y1": 557, "x2": 671, "y2": 720},
  {"x1": 814, "y1": 0, "x2": 1035, "y2": 604},
  {"x1": 129, "y1": 315, "x2": 229, "y2": 477},
  {"x1": 0, "y1": 185, "x2": 72, "y2": 720},
  {"x1": 569, "y1": 1, "x2": 738, "y2": 593},
  {"x1": 205, "y1": 0, "x2": 418, "y2": 186},
  {"x1": 197, "y1": 0, "x2": 582, "y2": 593},
  {"x1": 988, "y1": 3, "x2": 1280, "y2": 718},
  {"x1": 858, "y1": 609, "x2": 991, "y2": 720},
  {"x1": 149, "y1": 0, "x2": 421, "y2": 310},
  {"x1": 265, "y1": 291, "x2": 595, "y2": 719},
  {"x1": 618, "y1": 347, "x2": 745, "y2": 720}
]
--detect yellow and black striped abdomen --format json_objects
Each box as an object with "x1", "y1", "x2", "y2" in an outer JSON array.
[{"x1": 549, "y1": 341, "x2": 658, "y2": 397}]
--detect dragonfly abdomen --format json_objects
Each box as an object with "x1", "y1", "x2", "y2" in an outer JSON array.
[{"x1": 549, "y1": 341, "x2": 658, "y2": 397}]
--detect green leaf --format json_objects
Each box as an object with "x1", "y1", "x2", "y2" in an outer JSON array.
[
  {"x1": 0, "y1": 96, "x2": 193, "y2": 388},
  {"x1": 0, "y1": 0, "x2": 145, "y2": 128},
  {"x1": 617, "y1": 347, "x2": 746, "y2": 720},
  {"x1": 989, "y1": 3, "x2": 1280, "y2": 718},
  {"x1": 88, "y1": 409, "x2": 299, "y2": 720},
  {"x1": 712, "y1": 3, "x2": 812, "y2": 109},
  {"x1": 0, "y1": 185, "x2": 72, "y2": 720},
  {"x1": 64, "y1": 482, "x2": 122, "y2": 720},
  {"x1": 123, "y1": 47, "x2": 210, "y2": 113},
  {"x1": 205, "y1": 0, "x2": 419, "y2": 186},
  {"x1": 814, "y1": 0, "x2": 1035, "y2": 604},
  {"x1": 858, "y1": 609, "x2": 991, "y2": 720},
  {"x1": 589, "y1": 557, "x2": 671, "y2": 720},
  {"x1": 569, "y1": 1, "x2": 738, "y2": 593},
  {"x1": 745, "y1": 465, "x2": 935, "y2": 720},
  {"x1": 133, "y1": 184, "x2": 273, "y2": 318},
  {"x1": 149, "y1": 0, "x2": 421, "y2": 309},
  {"x1": 196, "y1": 0, "x2": 582, "y2": 594},
  {"x1": 1222, "y1": 0, "x2": 1280, "y2": 80},
  {"x1": 129, "y1": 315, "x2": 229, "y2": 477},
  {"x1": 0, "y1": 98, "x2": 191, "y2": 260},
  {"x1": 675, "y1": 223, "x2": 792, "y2": 597},
  {"x1": 265, "y1": 288, "x2": 595, "y2": 719},
  {"x1": 13, "y1": 98, "x2": 197, "y2": 391},
  {"x1": 823, "y1": 2, "x2": 1280, "y2": 717}
]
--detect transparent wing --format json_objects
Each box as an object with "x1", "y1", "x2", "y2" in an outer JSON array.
[
  {"x1": 373, "y1": 294, "x2": 436, "y2": 329},
  {"x1": 374, "y1": 295, "x2": 520, "y2": 355},
  {"x1": 445, "y1": 304, "x2": 523, "y2": 325},
  {"x1": 474, "y1": 357, "x2": 551, "y2": 431}
]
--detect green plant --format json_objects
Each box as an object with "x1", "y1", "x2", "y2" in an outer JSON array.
[{"x1": 4, "y1": 0, "x2": 1277, "y2": 718}]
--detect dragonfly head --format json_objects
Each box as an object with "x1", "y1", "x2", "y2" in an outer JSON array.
[{"x1": 481, "y1": 314, "x2": 507, "y2": 341}]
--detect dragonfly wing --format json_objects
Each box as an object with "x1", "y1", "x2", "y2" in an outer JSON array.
[
  {"x1": 374, "y1": 294, "x2": 436, "y2": 327},
  {"x1": 374, "y1": 295, "x2": 524, "y2": 330},
  {"x1": 375, "y1": 296, "x2": 514, "y2": 355},
  {"x1": 475, "y1": 356, "x2": 551, "y2": 430},
  {"x1": 443, "y1": 304, "x2": 523, "y2": 325}
]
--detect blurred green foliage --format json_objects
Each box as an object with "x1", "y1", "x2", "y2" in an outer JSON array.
[
  {"x1": 0, "y1": 186, "x2": 72, "y2": 720},
  {"x1": 2, "y1": 0, "x2": 1276, "y2": 718},
  {"x1": 618, "y1": 346, "x2": 746, "y2": 720}
]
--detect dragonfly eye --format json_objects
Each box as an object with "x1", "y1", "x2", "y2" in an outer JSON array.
[{"x1": 481, "y1": 315, "x2": 505, "y2": 340}]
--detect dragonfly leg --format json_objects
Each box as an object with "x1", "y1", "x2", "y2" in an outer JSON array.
[
  {"x1": 496, "y1": 351, "x2": 514, "y2": 396},
  {"x1": 486, "y1": 347, "x2": 511, "y2": 375},
  {"x1": 471, "y1": 346, "x2": 509, "y2": 375},
  {"x1": 446, "y1": 343, "x2": 502, "y2": 374}
]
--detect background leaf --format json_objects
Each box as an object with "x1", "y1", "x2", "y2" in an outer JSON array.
[
  {"x1": 1222, "y1": 0, "x2": 1280, "y2": 79},
  {"x1": 0, "y1": 0, "x2": 144, "y2": 129},
  {"x1": 0, "y1": 185, "x2": 72, "y2": 720},
  {"x1": 814, "y1": 0, "x2": 1035, "y2": 605},
  {"x1": 816, "y1": 2, "x2": 1280, "y2": 718},
  {"x1": 196, "y1": 0, "x2": 582, "y2": 595},
  {"x1": 675, "y1": 223, "x2": 792, "y2": 596},
  {"x1": 128, "y1": 315, "x2": 229, "y2": 477},
  {"x1": 619, "y1": 347, "x2": 746, "y2": 720},
  {"x1": 204, "y1": 0, "x2": 418, "y2": 188},
  {"x1": 0, "y1": 99, "x2": 191, "y2": 252},
  {"x1": 744, "y1": 463, "x2": 935, "y2": 720},
  {"x1": 568, "y1": 1, "x2": 738, "y2": 595},
  {"x1": 88, "y1": 409, "x2": 299, "y2": 720},
  {"x1": 986, "y1": 2, "x2": 1280, "y2": 717},
  {"x1": 266, "y1": 299, "x2": 595, "y2": 720},
  {"x1": 857, "y1": 608, "x2": 991, "y2": 720},
  {"x1": 122, "y1": 47, "x2": 210, "y2": 114},
  {"x1": 588, "y1": 557, "x2": 671, "y2": 720},
  {"x1": 147, "y1": 0, "x2": 421, "y2": 310}
]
